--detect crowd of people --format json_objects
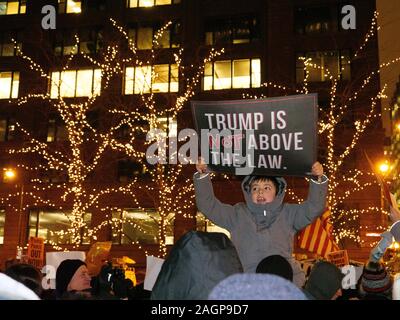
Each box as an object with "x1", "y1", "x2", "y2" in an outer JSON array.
[
  {"x1": 1, "y1": 160, "x2": 400, "y2": 300},
  {"x1": 0, "y1": 233, "x2": 399, "y2": 300}
]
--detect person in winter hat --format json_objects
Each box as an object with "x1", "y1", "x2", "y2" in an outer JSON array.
[
  {"x1": 208, "y1": 273, "x2": 306, "y2": 300},
  {"x1": 194, "y1": 159, "x2": 328, "y2": 287},
  {"x1": 359, "y1": 260, "x2": 392, "y2": 300},
  {"x1": 256, "y1": 255, "x2": 293, "y2": 282},
  {"x1": 303, "y1": 261, "x2": 344, "y2": 300},
  {"x1": 56, "y1": 259, "x2": 92, "y2": 299}
]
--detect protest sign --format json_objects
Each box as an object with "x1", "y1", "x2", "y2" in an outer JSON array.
[
  {"x1": 191, "y1": 94, "x2": 318, "y2": 176},
  {"x1": 327, "y1": 250, "x2": 349, "y2": 268},
  {"x1": 26, "y1": 236, "x2": 45, "y2": 269}
]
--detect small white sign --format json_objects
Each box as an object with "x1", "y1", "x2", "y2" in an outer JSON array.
[{"x1": 144, "y1": 255, "x2": 165, "y2": 291}]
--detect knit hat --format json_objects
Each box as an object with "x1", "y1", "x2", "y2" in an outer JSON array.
[
  {"x1": 208, "y1": 273, "x2": 307, "y2": 300},
  {"x1": 304, "y1": 261, "x2": 344, "y2": 300},
  {"x1": 359, "y1": 261, "x2": 392, "y2": 298},
  {"x1": 256, "y1": 255, "x2": 293, "y2": 282},
  {"x1": 56, "y1": 259, "x2": 86, "y2": 297}
]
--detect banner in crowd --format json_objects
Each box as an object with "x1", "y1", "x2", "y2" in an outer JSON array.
[
  {"x1": 327, "y1": 250, "x2": 349, "y2": 268},
  {"x1": 191, "y1": 94, "x2": 318, "y2": 176},
  {"x1": 297, "y1": 207, "x2": 340, "y2": 258}
]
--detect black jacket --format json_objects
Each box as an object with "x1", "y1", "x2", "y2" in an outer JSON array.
[{"x1": 151, "y1": 231, "x2": 243, "y2": 300}]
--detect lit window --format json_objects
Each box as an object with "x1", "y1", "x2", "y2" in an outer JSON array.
[
  {"x1": 233, "y1": 59, "x2": 250, "y2": 88},
  {"x1": 129, "y1": 22, "x2": 181, "y2": 50},
  {"x1": 203, "y1": 59, "x2": 260, "y2": 91},
  {"x1": 153, "y1": 116, "x2": 177, "y2": 138},
  {"x1": 153, "y1": 64, "x2": 170, "y2": 92},
  {"x1": 203, "y1": 63, "x2": 213, "y2": 91},
  {"x1": 50, "y1": 69, "x2": 102, "y2": 98},
  {"x1": 137, "y1": 27, "x2": 153, "y2": 50},
  {"x1": 66, "y1": 0, "x2": 81, "y2": 13},
  {"x1": 196, "y1": 212, "x2": 230, "y2": 238},
  {"x1": 58, "y1": 0, "x2": 81, "y2": 14},
  {"x1": 134, "y1": 66, "x2": 151, "y2": 94},
  {"x1": 214, "y1": 60, "x2": 231, "y2": 90},
  {"x1": 127, "y1": 0, "x2": 180, "y2": 8},
  {"x1": 124, "y1": 64, "x2": 178, "y2": 95},
  {"x1": 0, "y1": 0, "x2": 26, "y2": 15},
  {"x1": 296, "y1": 50, "x2": 351, "y2": 82},
  {"x1": 28, "y1": 210, "x2": 92, "y2": 244},
  {"x1": 111, "y1": 209, "x2": 174, "y2": 245},
  {"x1": 0, "y1": 71, "x2": 19, "y2": 99},
  {"x1": 0, "y1": 209, "x2": 5, "y2": 244},
  {"x1": 251, "y1": 59, "x2": 261, "y2": 88},
  {"x1": 0, "y1": 118, "x2": 15, "y2": 141}
]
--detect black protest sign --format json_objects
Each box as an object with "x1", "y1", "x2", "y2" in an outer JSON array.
[{"x1": 191, "y1": 94, "x2": 318, "y2": 176}]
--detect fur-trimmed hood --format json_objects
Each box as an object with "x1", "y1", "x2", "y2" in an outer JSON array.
[{"x1": 241, "y1": 176, "x2": 287, "y2": 229}]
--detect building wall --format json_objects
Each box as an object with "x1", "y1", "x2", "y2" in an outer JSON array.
[{"x1": 377, "y1": 0, "x2": 400, "y2": 138}]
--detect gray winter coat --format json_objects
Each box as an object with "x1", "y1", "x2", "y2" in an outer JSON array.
[{"x1": 193, "y1": 173, "x2": 328, "y2": 287}]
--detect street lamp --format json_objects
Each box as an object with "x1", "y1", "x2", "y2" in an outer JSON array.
[
  {"x1": 3, "y1": 168, "x2": 24, "y2": 259},
  {"x1": 378, "y1": 160, "x2": 391, "y2": 226}
]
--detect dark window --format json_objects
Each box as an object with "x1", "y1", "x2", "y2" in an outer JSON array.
[
  {"x1": 0, "y1": 117, "x2": 16, "y2": 141},
  {"x1": 295, "y1": 6, "x2": 336, "y2": 34},
  {"x1": 53, "y1": 28, "x2": 103, "y2": 56},
  {"x1": 83, "y1": 0, "x2": 106, "y2": 11},
  {"x1": 47, "y1": 118, "x2": 67, "y2": 142},
  {"x1": 117, "y1": 159, "x2": 148, "y2": 182},
  {"x1": 0, "y1": 31, "x2": 21, "y2": 56},
  {"x1": 296, "y1": 50, "x2": 351, "y2": 83},
  {"x1": 40, "y1": 168, "x2": 69, "y2": 183},
  {"x1": 205, "y1": 16, "x2": 260, "y2": 46}
]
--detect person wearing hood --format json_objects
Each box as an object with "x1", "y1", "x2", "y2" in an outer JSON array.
[{"x1": 194, "y1": 159, "x2": 328, "y2": 287}]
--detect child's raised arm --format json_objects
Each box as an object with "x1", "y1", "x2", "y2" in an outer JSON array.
[
  {"x1": 193, "y1": 158, "x2": 236, "y2": 230},
  {"x1": 291, "y1": 161, "x2": 329, "y2": 231}
]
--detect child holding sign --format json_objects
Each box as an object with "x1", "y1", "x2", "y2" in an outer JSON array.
[{"x1": 194, "y1": 160, "x2": 328, "y2": 287}]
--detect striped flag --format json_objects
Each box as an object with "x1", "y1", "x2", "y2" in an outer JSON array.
[{"x1": 297, "y1": 208, "x2": 340, "y2": 258}]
